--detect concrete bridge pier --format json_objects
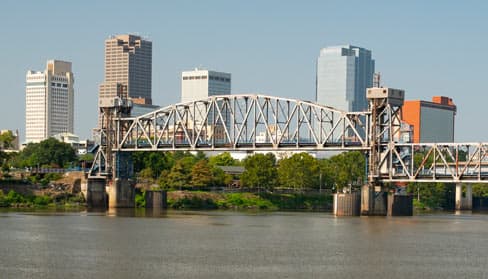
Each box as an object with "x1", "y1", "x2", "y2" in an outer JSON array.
[
  {"x1": 145, "y1": 190, "x2": 168, "y2": 209},
  {"x1": 333, "y1": 191, "x2": 361, "y2": 216},
  {"x1": 108, "y1": 178, "x2": 135, "y2": 208},
  {"x1": 84, "y1": 178, "x2": 108, "y2": 208},
  {"x1": 360, "y1": 185, "x2": 388, "y2": 216},
  {"x1": 455, "y1": 183, "x2": 472, "y2": 211},
  {"x1": 387, "y1": 193, "x2": 413, "y2": 216}
]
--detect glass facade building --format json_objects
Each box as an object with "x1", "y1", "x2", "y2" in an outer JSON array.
[{"x1": 316, "y1": 45, "x2": 374, "y2": 112}]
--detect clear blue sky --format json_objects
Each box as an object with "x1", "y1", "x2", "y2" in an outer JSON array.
[{"x1": 1, "y1": 0, "x2": 487, "y2": 141}]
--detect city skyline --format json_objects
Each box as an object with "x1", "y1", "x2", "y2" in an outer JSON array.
[{"x1": 1, "y1": 1, "x2": 487, "y2": 141}]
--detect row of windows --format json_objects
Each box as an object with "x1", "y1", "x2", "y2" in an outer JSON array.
[
  {"x1": 27, "y1": 81, "x2": 46, "y2": 86},
  {"x1": 51, "y1": 82, "x2": 68, "y2": 88},
  {"x1": 182, "y1": 76, "x2": 230, "y2": 82},
  {"x1": 210, "y1": 76, "x2": 230, "y2": 82},
  {"x1": 52, "y1": 76, "x2": 68, "y2": 80},
  {"x1": 182, "y1": 76, "x2": 207, "y2": 80}
]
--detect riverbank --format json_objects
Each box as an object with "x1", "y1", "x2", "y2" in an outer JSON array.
[
  {"x1": 0, "y1": 186, "x2": 332, "y2": 211},
  {"x1": 161, "y1": 191, "x2": 333, "y2": 211},
  {"x1": 0, "y1": 181, "x2": 463, "y2": 212},
  {"x1": 0, "y1": 174, "x2": 86, "y2": 209}
]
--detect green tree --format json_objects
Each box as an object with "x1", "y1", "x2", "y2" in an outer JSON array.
[
  {"x1": 407, "y1": 182, "x2": 451, "y2": 209},
  {"x1": 195, "y1": 151, "x2": 207, "y2": 162},
  {"x1": 278, "y1": 153, "x2": 319, "y2": 190},
  {"x1": 190, "y1": 160, "x2": 213, "y2": 187},
  {"x1": 79, "y1": 153, "x2": 94, "y2": 162},
  {"x1": 318, "y1": 159, "x2": 336, "y2": 190},
  {"x1": 471, "y1": 183, "x2": 488, "y2": 197},
  {"x1": 165, "y1": 157, "x2": 197, "y2": 189},
  {"x1": 211, "y1": 167, "x2": 233, "y2": 187},
  {"x1": 241, "y1": 153, "x2": 277, "y2": 191},
  {"x1": 157, "y1": 170, "x2": 171, "y2": 189},
  {"x1": 0, "y1": 131, "x2": 15, "y2": 150},
  {"x1": 208, "y1": 152, "x2": 239, "y2": 187},
  {"x1": 132, "y1": 152, "x2": 175, "y2": 179},
  {"x1": 138, "y1": 167, "x2": 155, "y2": 181},
  {"x1": 327, "y1": 151, "x2": 365, "y2": 190},
  {"x1": 17, "y1": 138, "x2": 77, "y2": 168},
  {"x1": 209, "y1": 152, "x2": 238, "y2": 167}
]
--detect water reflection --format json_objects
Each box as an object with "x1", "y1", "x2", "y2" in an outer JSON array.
[{"x1": 104, "y1": 207, "x2": 169, "y2": 218}]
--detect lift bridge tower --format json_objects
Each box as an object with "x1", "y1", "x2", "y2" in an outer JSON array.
[
  {"x1": 362, "y1": 87, "x2": 405, "y2": 215},
  {"x1": 87, "y1": 96, "x2": 135, "y2": 208}
]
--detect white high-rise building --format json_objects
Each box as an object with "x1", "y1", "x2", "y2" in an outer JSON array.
[
  {"x1": 25, "y1": 60, "x2": 74, "y2": 143},
  {"x1": 181, "y1": 69, "x2": 231, "y2": 142},
  {"x1": 181, "y1": 68, "x2": 231, "y2": 103},
  {"x1": 316, "y1": 45, "x2": 374, "y2": 112}
]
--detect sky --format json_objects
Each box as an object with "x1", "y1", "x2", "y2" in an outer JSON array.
[{"x1": 0, "y1": 0, "x2": 487, "y2": 142}]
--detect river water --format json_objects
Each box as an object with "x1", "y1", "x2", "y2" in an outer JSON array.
[{"x1": 1, "y1": 209, "x2": 487, "y2": 279}]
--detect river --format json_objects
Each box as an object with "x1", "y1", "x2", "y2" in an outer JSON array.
[{"x1": 0, "y1": 209, "x2": 487, "y2": 279}]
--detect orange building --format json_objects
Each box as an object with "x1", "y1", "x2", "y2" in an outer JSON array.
[{"x1": 402, "y1": 96, "x2": 456, "y2": 143}]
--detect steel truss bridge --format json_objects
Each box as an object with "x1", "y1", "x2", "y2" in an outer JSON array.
[{"x1": 90, "y1": 92, "x2": 488, "y2": 184}]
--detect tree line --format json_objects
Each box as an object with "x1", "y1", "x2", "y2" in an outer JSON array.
[
  {"x1": 1, "y1": 138, "x2": 78, "y2": 174},
  {"x1": 133, "y1": 150, "x2": 366, "y2": 191}
]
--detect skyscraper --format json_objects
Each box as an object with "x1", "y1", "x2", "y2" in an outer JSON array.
[
  {"x1": 181, "y1": 68, "x2": 231, "y2": 103},
  {"x1": 25, "y1": 60, "x2": 74, "y2": 143},
  {"x1": 316, "y1": 45, "x2": 374, "y2": 112},
  {"x1": 98, "y1": 34, "x2": 152, "y2": 125}
]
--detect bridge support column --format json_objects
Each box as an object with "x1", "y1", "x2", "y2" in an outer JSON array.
[
  {"x1": 85, "y1": 178, "x2": 107, "y2": 208},
  {"x1": 333, "y1": 191, "x2": 361, "y2": 216},
  {"x1": 387, "y1": 193, "x2": 413, "y2": 216},
  {"x1": 361, "y1": 185, "x2": 373, "y2": 215},
  {"x1": 455, "y1": 183, "x2": 473, "y2": 211},
  {"x1": 145, "y1": 190, "x2": 167, "y2": 209},
  {"x1": 108, "y1": 178, "x2": 135, "y2": 208},
  {"x1": 360, "y1": 185, "x2": 387, "y2": 216}
]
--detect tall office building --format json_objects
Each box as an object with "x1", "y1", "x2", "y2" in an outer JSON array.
[
  {"x1": 181, "y1": 68, "x2": 231, "y2": 103},
  {"x1": 25, "y1": 60, "x2": 74, "y2": 143},
  {"x1": 98, "y1": 34, "x2": 152, "y2": 125},
  {"x1": 316, "y1": 45, "x2": 374, "y2": 112}
]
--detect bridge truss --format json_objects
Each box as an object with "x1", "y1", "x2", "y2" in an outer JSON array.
[
  {"x1": 114, "y1": 94, "x2": 370, "y2": 152},
  {"x1": 89, "y1": 93, "x2": 488, "y2": 184},
  {"x1": 377, "y1": 142, "x2": 488, "y2": 183}
]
